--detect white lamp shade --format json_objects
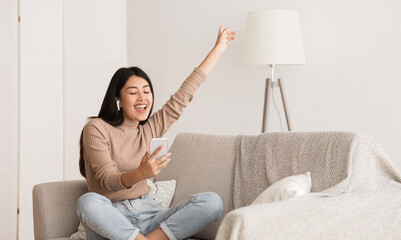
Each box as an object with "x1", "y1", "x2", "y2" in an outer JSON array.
[{"x1": 241, "y1": 10, "x2": 306, "y2": 65}]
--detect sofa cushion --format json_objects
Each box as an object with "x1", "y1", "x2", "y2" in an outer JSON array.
[
  {"x1": 147, "y1": 179, "x2": 177, "y2": 209},
  {"x1": 155, "y1": 133, "x2": 237, "y2": 239},
  {"x1": 251, "y1": 172, "x2": 312, "y2": 205}
]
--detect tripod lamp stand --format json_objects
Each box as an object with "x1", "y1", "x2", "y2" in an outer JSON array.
[{"x1": 241, "y1": 10, "x2": 306, "y2": 133}]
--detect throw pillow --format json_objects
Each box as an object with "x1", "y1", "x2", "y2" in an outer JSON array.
[
  {"x1": 251, "y1": 172, "x2": 312, "y2": 205},
  {"x1": 71, "y1": 179, "x2": 177, "y2": 239},
  {"x1": 71, "y1": 223, "x2": 86, "y2": 240},
  {"x1": 146, "y1": 179, "x2": 177, "y2": 210}
]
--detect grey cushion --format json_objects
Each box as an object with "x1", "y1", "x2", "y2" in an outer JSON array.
[{"x1": 33, "y1": 180, "x2": 87, "y2": 240}]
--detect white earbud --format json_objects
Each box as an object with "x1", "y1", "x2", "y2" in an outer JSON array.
[{"x1": 116, "y1": 100, "x2": 120, "y2": 111}]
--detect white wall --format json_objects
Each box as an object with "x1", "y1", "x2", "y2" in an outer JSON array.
[
  {"x1": 19, "y1": 1, "x2": 64, "y2": 239},
  {"x1": 127, "y1": 0, "x2": 401, "y2": 170},
  {"x1": 0, "y1": 1, "x2": 19, "y2": 239}
]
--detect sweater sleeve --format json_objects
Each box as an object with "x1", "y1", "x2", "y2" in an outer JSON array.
[
  {"x1": 143, "y1": 68, "x2": 207, "y2": 138},
  {"x1": 83, "y1": 120, "x2": 129, "y2": 192}
]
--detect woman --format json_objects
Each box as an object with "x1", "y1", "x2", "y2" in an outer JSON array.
[{"x1": 77, "y1": 25, "x2": 237, "y2": 240}]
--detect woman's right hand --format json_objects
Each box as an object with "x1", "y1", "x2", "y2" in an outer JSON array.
[{"x1": 138, "y1": 146, "x2": 171, "y2": 179}]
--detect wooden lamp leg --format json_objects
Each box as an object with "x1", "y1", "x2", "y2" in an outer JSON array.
[
  {"x1": 262, "y1": 78, "x2": 272, "y2": 133},
  {"x1": 278, "y1": 78, "x2": 292, "y2": 131}
]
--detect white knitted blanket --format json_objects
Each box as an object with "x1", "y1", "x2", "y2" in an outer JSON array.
[{"x1": 221, "y1": 132, "x2": 401, "y2": 240}]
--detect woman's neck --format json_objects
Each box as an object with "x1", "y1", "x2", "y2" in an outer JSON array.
[{"x1": 121, "y1": 118, "x2": 140, "y2": 128}]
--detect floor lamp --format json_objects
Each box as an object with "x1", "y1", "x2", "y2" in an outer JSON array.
[{"x1": 241, "y1": 10, "x2": 306, "y2": 133}]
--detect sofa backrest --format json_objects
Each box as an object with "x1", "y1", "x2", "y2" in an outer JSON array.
[
  {"x1": 155, "y1": 133, "x2": 237, "y2": 240},
  {"x1": 33, "y1": 180, "x2": 87, "y2": 239}
]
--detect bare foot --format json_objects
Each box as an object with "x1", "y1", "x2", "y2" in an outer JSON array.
[
  {"x1": 146, "y1": 227, "x2": 169, "y2": 240},
  {"x1": 135, "y1": 233, "x2": 148, "y2": 240}
]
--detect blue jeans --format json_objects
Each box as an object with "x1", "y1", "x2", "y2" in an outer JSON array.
[{"x1": 76, "y1": 192, "x2": 223, "y2": 240}]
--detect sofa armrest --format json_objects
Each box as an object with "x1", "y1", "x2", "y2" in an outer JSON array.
[{"x1": 33, "y1": 180, "x2": 87, "y2": 240}]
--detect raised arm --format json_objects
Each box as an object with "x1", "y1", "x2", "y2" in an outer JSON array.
[
  {"x1": 143, "y1": 25, "x2": 237, "y2": 139},
  {"x1": 197, "y1": 25, "x2": 237, "y2": 76}
]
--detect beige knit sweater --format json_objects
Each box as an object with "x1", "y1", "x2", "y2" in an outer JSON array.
[{"x1": 82, "y1": 68, "x2": 206, "y2": 202}]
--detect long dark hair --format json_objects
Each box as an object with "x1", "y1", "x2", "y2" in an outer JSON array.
[{"x1": 79, "y1": 67, "x2": 154, "y2": 178}]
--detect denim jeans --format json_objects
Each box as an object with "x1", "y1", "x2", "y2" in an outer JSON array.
[{"x1": 76, "y1": 191, "x2": 223, "y2": 240}]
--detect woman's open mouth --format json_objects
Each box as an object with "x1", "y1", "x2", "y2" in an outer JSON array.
[{"x1": 134, "y1": 104, "x2": 147, "y2": 113}]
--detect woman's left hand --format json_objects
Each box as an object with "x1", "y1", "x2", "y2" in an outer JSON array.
[
  {"x1": 214, "y1": 25, "x2": 237, "y2": 53},
  {"x1": 197, "y1": 25, "x2": 237, "y2": 75}
]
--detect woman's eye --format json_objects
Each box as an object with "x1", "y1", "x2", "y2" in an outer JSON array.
[
  {"x1": 129, "y1": 92, "x2": 137, "y2": 95},
  {"x1": 144, "y1": 91, "x2": 150, "y2": 94}
]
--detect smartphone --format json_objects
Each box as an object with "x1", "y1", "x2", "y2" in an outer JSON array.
[{"x1": 149, "y1": 138, "x2": 168, "y2": 161}]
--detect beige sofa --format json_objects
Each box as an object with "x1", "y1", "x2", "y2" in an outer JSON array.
[
  {"x1": 33, "y1": 133, "x2": 236, "y2": 240},
  {"x1": 33, "y1": 132, "x2": 401, "y2": 240}
]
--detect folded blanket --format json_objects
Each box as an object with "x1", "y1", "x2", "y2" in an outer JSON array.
[{"x1": 223, "y1": 131, "x2": 401, "y2": 239}]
